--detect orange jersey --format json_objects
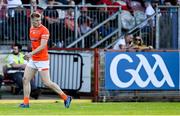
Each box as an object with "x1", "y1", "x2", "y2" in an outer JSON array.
[{"x1": 29, "y1": 24, "x2": 50, "y2": 61}]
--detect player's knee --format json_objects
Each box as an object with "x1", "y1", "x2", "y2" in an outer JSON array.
[
  {"x1": 22, "y1": 77, "x2": 29, "y2": 85},
  {"x1": 43, "y1": 81, "x2": 53, "y2": 88}
]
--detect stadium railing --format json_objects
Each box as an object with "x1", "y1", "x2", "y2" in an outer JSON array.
[
  {"x1": 0, "y1": 4, "x2": 121, "y2": 48},
  {"x1": 156, "y1": 5, "x2": 180, "y2": 49},
  {"x1": 2, "y1": 4, "x2": 177, "y2": 49}
]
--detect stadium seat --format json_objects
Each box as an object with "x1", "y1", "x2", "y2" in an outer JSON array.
[
  {"x1": 2, "y1": 65, "x2": 15, "y2": 85},
  {"x1": 2, "y1": 65, "x2": 17, "y2": 94}
]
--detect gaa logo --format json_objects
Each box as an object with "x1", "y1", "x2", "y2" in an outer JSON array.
[{"x1": 110, "y1": 54, "x2": 175, "y2": 88}]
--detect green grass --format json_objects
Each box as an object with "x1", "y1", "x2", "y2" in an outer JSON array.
[{"x1": 0, "y1": 100, "x2": 180, "y2": 115}]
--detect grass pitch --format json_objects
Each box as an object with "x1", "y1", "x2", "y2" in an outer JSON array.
[{"x1": 0, "y1": 100, "x2": 180, "y2": 115}]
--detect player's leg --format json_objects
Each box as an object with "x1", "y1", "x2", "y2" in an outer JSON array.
[
  {"x1": 39, "y1": 70, "x2": 72, "y2": 108},
  {"x1": 39, "y1": 70, "x2": 66, "y2": 98},
  {"x1": 20, "y1": 65, "x2": 37, "y2": 108}
]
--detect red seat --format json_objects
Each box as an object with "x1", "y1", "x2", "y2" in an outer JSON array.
[{"x1": 2, "y1": 65, "x2": 15, "y2": 85}]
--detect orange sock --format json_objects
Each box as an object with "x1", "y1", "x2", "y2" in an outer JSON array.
[
  {"x1": 59, "y1": 93, "x2": 67, "y2": 100},
  {"x1": 23, "y1": 97, "x2": 29, "y2": 105}
]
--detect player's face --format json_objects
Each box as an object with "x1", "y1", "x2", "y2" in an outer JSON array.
[{"x1": 32, "y1": 18, "x2": 41, "y2": 27}]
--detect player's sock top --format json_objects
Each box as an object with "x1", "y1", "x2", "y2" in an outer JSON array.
[
  {"x1": 24, "y1": 97, "x2": 29, "y2": 105},
  {"x1": 60, "y1": 93, "x2": 68, "y2": 100}
]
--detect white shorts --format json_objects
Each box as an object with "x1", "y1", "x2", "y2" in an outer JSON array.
[{"x1": 27, "y1": 60, "x2": 49, "y2": 71}]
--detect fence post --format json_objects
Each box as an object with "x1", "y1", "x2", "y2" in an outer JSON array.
[
  {"x1": 93, "y1": 48, "x2": 99, "y2": 102},
  {"x1": 178, "y1": 7, "x2": 180, "y2": 49},
  {"x1": 118, "y1": 6, "x2": 121, "y2": 37},
  {"x1": 81, "y1": 0, "x2": 85, "y2": 5},
  {"x1": 74, "y1": 6, "x2": 79, "y2": 47},
  {"x1": 155, "y1": 6, "x2": 160, "y2": 49}
]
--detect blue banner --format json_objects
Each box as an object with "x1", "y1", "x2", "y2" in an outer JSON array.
[{"x1": 105, "y1": 52, "x2": 179, "y2": 90}]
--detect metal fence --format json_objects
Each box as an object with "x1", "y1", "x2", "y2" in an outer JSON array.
[
  {"x1": 67, "y1": 9, "x2": 121, "y2": 48},
  {"x1": 156, "y1": 6, "x2": 180, "y2": 49},
  {"x1": 0, "y1": 48, "x2": 94, "y2": 96},
  {"x1": 1, "y1": 5, "x2": 180, "y2": 50},
  {"x1": 107, "y1": 6, "x2": 180, "y2": 50},
  {"x1": 0, "y1": 5, "x2": 30, "y2": 45},
  {"x1": 35, "y1": 51, "x2": 83, "y2": 91},
  {"x1": 0, "y1": 4, "x2": 121, "y2": 48}
]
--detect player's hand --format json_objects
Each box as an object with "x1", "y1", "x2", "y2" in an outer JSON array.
[{"x1": 24, "y1": 52, "x2": 32, "y2": 61}]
